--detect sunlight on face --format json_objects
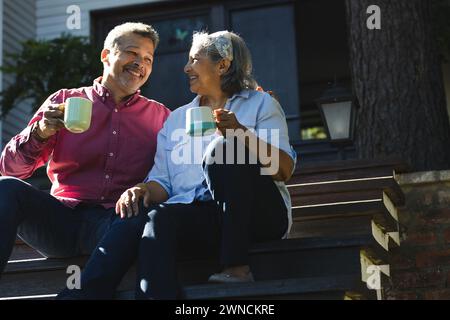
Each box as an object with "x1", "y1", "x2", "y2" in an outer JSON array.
[
  {"x1": 184, "y1": 46, "x2": 221, "y2": 96},
  {"x1": 104, "y1": 33, "x2": 155, "y2": 96}
]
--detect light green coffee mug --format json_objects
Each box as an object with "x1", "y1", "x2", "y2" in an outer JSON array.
[
  {"x1": 186, "y1": 106, "x2": 216, "y2": 136},
  {"x1": 64, "y1": 97, "x2": 92, "y2": 133}
]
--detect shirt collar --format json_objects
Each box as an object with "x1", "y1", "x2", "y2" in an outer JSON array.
[
  {"x1": 192, "y1": 95, "x2": 202, "y2": 106},
  {"x1": 195, "y1": 89, "x2": 250, "y2": 106},
  {"x1": 230, "y1": 90, "x2": 250, "y2": 100},
  {"x1": 93, "y1": 77, "x2": 141, "y2": 106}
]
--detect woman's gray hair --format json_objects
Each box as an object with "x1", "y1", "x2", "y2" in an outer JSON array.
[
  {"x1": 104, "y1": 22, "x2": 159, "y2": 50},
  {"x1": 192, "y1": 31, "x2": 258, "y2": 96}
]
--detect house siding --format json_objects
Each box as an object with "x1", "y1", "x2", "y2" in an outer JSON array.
[
  {"x1": 1, "y1": 0, "x2": 36, "y2": 147},
  {"x1": 36, "y1": 0, "x2": 157, "y2": 40}
]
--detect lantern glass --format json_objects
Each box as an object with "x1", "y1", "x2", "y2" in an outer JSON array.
[{"x1": 321, "y1": 100, "x2": 352, "y2": 140}]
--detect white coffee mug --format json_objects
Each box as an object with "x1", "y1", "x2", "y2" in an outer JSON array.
[
  {"x1": 64, "y1": 97, "x2": 93, "y2": 133},
  {"x1": 186, "y1": 106, "x2": 216, "y2": 136}
]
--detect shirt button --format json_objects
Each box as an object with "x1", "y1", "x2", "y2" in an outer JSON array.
[
  {"x1": 109, "y1": 153, "x2": 114, "y2": 157},
  {"x1": 113, "y1": 131, "x2": 117, "y2": 135},
  {"x1": 101, "y1": 196, "x2": 105, "y2": 200},
  {"x1": 106, "y1": 92, "x2": 109, "y2": 97},
  {"x1": 114, "y1": 109, "x2": 118, "y2": 112},
  {"x1": 105, "y1": 175, "x2": 110, "y2": 179}
]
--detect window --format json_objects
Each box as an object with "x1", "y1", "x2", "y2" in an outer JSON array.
[
  {"x1": 295, "y1": 0, "x2": 351, "y2": 142},
  {"x1": 92, "y1": 0, "x2": 353, "y2": 160},
  {"x1": 93, "y1": 1, "x2": 300, "y2": 142}
]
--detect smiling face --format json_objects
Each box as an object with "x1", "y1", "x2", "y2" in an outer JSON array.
[
  {"x1": 101, "y1": 32, "x2": 155, "y2": 100},
  {"x1": 183, "y1": 45, "x2": 223, "y2": 97}
]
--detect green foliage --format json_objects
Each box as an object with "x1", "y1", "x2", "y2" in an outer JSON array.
[
  {"x1": 301, "y1": 126, "x2": 327, "y2": 140},
  {"x1": 0, "y1": 34, "x2": 102, "y2": 117}
]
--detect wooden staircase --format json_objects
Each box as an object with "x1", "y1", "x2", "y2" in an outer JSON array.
[{"x1": 0, "y1": 159, "x2": 407, "y2": 300}]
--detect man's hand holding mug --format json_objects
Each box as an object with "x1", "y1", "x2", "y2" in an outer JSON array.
[{"x1": 34, "y1": 97, "x2": 93, "y2": 140}]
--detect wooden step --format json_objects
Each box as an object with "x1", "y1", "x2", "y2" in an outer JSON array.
[
  {"x1": 292, "y1": 197, "x2": 399, "y2": 232},
  {"x1": 0, "y1": 293, "x2": 57, "y2": 300},
  {"x1": 290, "y1": 215, "x2": 399, "y2": 257},
  {"x1": 0, "y1": 275, "x2": 376, "y2": 300},
  {"x1": 114, "y1": 275, "x2": 376, "y2": 300},
  {"x1": 5, "y1": 235, "x2": 388, "y2": 274},
  {"x1": 1, "y1": 235, "x2": 387, "y2": 299},
  {"x1": 291, "y1": 157, "x2": 409, "y2": 181},
  {"x1": 0, "y1": 261, "x2": 135, "y2": 299},
  {"x1": 5, "y1": 256, "x2": 87, "y2": 274},
  {"x1": 250, "y1": 235, "x2": 390, "y2": 282},
  {"x1": 289, "y1": 176, "x2": 405, "y2": 206},
  {"x1": 178, "y1": 234, "x2": 388, "y2": 286},
  {"x1": 9, "y1": 243, "x2": 45, "y2": 262},
  {"x1": 5, "y1": 158, "x2": 403, "y2": 300},
  {"x1": 289, "y1": 166, "x2": 396, "y2": 184}
]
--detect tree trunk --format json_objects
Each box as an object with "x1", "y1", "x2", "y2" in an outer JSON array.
[{"x1": 344, "y1": 0, "x2": 450, "y2": 171}]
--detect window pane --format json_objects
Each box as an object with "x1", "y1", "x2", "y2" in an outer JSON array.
[
  {"x1": 230, "y1": 4, "x2": 301, "y2": 141},
  {"x1": 151, "y1": 15, "x2": 208, "y2": 54}
]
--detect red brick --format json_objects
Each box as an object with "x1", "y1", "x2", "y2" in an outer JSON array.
[
  {"x1": 392, "y1": 270, "x2": 445, "y2": 290},
  {"x1": 398, "y1": 210, "x2": 416, "y2": 226},
  {"x1": 404, "y1": 231, "x2": 437, "y2": 246},
  {"x1": 422, "y1": 208, "x2": 450, "y2": 225},
  {"x1": 416, "y1": 249, "x2": 450, "y2": 268},
  {"x1": 424, "y1": 289, "x2": 450, "y2": 300},
  {"x1": 390, "y1": 252, "x2": 415, "y2": 271},
  {"x1": 386, "y1": 291, "x2": 419, "y2": 300},
  {"x1": 405, "y1": 190, "x2": 435, "y2": 208},
  {"x1": 438, "y1": 190, "x2": 450, "y2": 206},
  {"x1": 415, "y1": 211, "x2": 450, "y2": 228},
  {"x1": 444, "y1": 228, "x2": 450, "y2": 243}
]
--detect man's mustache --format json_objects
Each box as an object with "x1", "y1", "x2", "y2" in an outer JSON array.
[{"x1": 124, "y1": 64, "x2": 144, "y2": 76}]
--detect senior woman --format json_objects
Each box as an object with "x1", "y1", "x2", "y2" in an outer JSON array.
[{"x1": 59, "y1": 30, "x2": 296, "y2": 300}]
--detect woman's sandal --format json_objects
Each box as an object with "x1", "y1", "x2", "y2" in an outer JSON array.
[{"x1": 208, "y1": 272, "x2": 255, "y2": 283}]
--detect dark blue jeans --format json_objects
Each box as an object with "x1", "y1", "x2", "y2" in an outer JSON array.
[
  {"x1": 0, "y1": 176, "x2": 145, "y2": 299},
  {"x1": 59, "y1": 136, "x2": 288, "y2": 299},
  {"x1": 136, "y1": 136, "x2": 288, "y2": 299}
]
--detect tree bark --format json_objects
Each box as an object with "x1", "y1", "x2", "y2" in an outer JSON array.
[{"x1": 345, "y1": 0, "x2": 450, "y2": 171}]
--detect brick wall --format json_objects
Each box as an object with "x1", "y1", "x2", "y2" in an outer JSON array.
[{"x1": 386, "y1": 170, "x2": 450, "y2": 299}]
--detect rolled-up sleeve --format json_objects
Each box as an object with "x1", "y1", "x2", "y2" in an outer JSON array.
[
  {"x1": 255, "y1": 93, "x2": 297, "y2": 164},
  {"x1": 144, "y1": 121, "x2": 172, "y2": 197}
]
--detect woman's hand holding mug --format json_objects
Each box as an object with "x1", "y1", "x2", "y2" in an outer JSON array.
[{"x1": 213, "y1": 108, "x2": 245, "y2": 136}]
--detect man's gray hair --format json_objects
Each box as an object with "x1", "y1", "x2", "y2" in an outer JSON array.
[
  {"x1": 104, "y1": 22, "x2": 159, "y2": 50},
  {"x1": 192, "y1": 31, "x2": 257, "y2": 96}
]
